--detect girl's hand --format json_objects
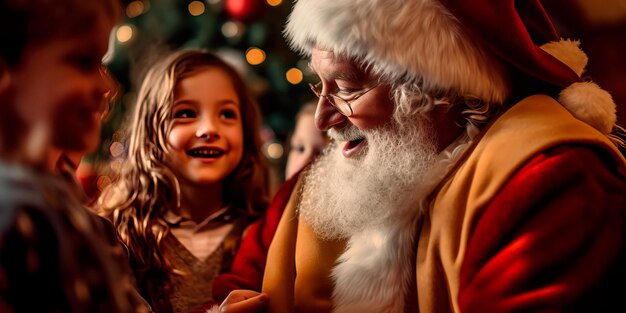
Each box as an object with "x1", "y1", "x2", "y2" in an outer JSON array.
[{"x1": 218, "y1": 290, "x2": 268, "y2": 313}]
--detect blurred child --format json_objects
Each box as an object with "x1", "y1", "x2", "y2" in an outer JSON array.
[
  {"x1": 0, "y1": 0, "x2": 149, "y2": 312},
  {"x1": 50, "y1": 64, "x2": 119, "y2": 201},
  {"x1": 96, "y1": 50, "x2": 270, "y2": 313},
  {"x1": 285, "y1": 101, "x2": 329, "y2": 179}
]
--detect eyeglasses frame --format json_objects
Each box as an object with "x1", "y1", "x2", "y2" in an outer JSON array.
[{"x1": 308, "y1": 81, "x2": 379, "y2": 117}]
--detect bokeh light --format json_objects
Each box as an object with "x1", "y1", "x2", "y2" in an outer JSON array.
[
  {"x1": 266, "y1": 0, "x2": 283, "y2": 6},
  {"x1": 188, "y1": 1, "x2": 205, "y2": 16},
  {"x1": 109, "y1": 142, "x2": 125, "y2": 158},
  {"x1": 116, "y1": 25, "x2": 134, "y2": 43},
  {"x1": 286, "y1": 68, "x2": 303, "y2": 84},
  {"x1": 266, "y1": 142, "x2": 284, "y2": 159},
  {"x1": 110, "y1": 159, "x2": 124, "y2": 173},
  {"x1": 246, "y1": 47, "x2": 266, "y2": 65},
  {"x1": 97, "y1": 176, "x2": 112, "y2": 191},
  {"x1": 126, "y1": 1, "x2": 145, "y2": 18},
  {"x1": 222, "y1": 21, "x2": 244, "y2": 38}
]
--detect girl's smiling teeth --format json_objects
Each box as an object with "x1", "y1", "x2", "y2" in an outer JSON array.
[{"x1": 186, "y1": 147, "x2": 225, "y2": 158}]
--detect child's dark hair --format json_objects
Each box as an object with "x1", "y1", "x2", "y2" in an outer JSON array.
[{"x1": 0, "y1": 0, "x2": 121, "y2": 65}]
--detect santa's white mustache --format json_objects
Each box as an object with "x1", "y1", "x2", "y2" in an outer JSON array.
[{"x1": 327, "y1": 125, "x2": 365, "y2": 142}]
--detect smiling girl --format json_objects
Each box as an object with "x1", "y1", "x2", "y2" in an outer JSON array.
[{"x1": 96, "y1": 50, "x2": 269, "y2": 313}]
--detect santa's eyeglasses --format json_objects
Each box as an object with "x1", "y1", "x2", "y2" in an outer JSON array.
[{"x1": 308, "y1": 82, "x2": 379, "y2": 117}]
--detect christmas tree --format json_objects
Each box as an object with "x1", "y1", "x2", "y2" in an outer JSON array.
[{"x1": 83, "y1": 0, "x2": 312, "y2": 196}]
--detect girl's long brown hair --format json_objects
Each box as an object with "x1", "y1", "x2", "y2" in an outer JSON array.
[{"x1": 95, "y1": 50, "x2": 269, "y2": 277}]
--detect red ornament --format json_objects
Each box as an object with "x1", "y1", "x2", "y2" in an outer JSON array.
[{"x1": 225, "y1": 0, "x2": 266, "y2": 22}]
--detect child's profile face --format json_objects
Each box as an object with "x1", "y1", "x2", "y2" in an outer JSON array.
[
  {"x1": 286, "y1": 112, "x2": 328, "y2": 179},
  {"x1": 167, "y1": 67, "x2": 244, "y2": 186},
  {"x1": 7, "y1": 15, "x2": 114, "y2": 152}
]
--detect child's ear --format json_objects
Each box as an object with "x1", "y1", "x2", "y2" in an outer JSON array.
[{"x1": 0, "y1": 60, "x2": 12, "y2": 94}]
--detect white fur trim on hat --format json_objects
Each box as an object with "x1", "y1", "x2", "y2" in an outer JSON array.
[
  {"x1": 559, "y1": 82, "x2": 616, "y2": 134},
  {"x1": 540, "y1": 39, "x2": 588, "y2": 77},
  {"x1": 541, "y1": 39, "x2": 616, "y2": 134},
  {"x1": 284, "y1": 0, "x2": 509, "y2": 103}
]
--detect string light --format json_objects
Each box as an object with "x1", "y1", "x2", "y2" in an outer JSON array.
[
  {"x1": 109, "y1": 142, "x2": 125, "y2": 158},
  {"x1": 286, "y1": 68, "x2": 303, "y2": 84},
  {"x1": 116, "y1": 25, "x2": 134, "y2": 43},
  {"x1": 188, "y1": 1, "x2": 205, "y2": 16},
  {"x1": 126, "y1": 1, "x2": 145, "y2": 18},
  {"x1": 110, "y1": 159, "x2": 124, "y2": 173},
  {"x1": 266, "y1": 0, "x2": 283, "y2": 6},
  {"x1": 266, "y1": 142, "x2": 284, "y2": 159},
  {"x1": 246, "y1": 47, "x2": 266, "y2": 65},
  {"x1": 221, "y1": 21, "x2": 244, "y2": 38}
]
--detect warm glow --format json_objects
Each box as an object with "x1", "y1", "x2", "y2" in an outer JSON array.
[
  {"x1": 188, "y1": 1, "x2": 205, "y2": 16},
  {"x1": 285, "y1": 68, "x2": 303, "y2": 84},
  {"x1": 574, "y1": 0, "x2": 626, "y2": 24},
  {"x1": 221, "y1": 21, "x2": 242, "y2": 38},
  {"x1": 109, "y1": 141, "x2": 125, "y2": 158},
  {"x1": 126, "y1": 1, "x2": 145, "y2": 18},
  {"x1": 266, "y1": 142, "x2": 284, "y2": 159},
  {"x1": 110, "y1": 159, "x2": 124, "y2": 173},
  {"x1": 266, "y1": 0, "x2": 282, "y2": 6},
  {"x1": 116, "y1": 25, "x2": 134, "y2": 43},
  {"x1": 246, "y1": 47, "x2": 266, "y2": 65}
]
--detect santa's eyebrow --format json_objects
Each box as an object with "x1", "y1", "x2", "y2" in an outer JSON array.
[
  {"x1": 307, "y1": 62, "x2": 364, "y2": 83},
  {"x1": 334, "y1": 71, "x2": 362, "y2": 82}
]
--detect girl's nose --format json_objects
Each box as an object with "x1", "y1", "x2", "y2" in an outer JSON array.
[{"x1": 196, "y1": 119, "x2": 220, "y2": 140}]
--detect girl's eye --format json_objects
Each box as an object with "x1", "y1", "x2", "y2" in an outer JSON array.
[
  {"x1": 174, "y1": 109, "x2": 196, "y2": 119},
  {"x1": 220, "y1": 109, "x2": 239, "y2": 120}
]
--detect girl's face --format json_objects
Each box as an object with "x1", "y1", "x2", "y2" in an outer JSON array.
[
  {"x1": 7, "y1": 15, "x2": 114, "y2": 152},
  {"x1": 167, "y1": 67, "x2": 244, "y2": 186}
]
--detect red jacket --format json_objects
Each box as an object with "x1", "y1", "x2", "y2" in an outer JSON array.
[{"x1": 211, "y1": 172, "x2": 302, "y2": 302}]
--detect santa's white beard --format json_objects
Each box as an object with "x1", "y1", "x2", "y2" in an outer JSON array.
[{"x1": 298, "y1": 114, "x2": 439, "y2": 240}]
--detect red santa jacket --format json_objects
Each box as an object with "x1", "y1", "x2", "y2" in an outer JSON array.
[{"x1": 261, "y1": 95, "x2": 626, "y2": 313}]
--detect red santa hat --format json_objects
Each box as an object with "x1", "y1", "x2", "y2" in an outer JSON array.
[{"x1": 284, "y1": 0, "x2": 616, "y2": 134}]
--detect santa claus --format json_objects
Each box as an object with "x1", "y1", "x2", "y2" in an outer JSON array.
[{"x1": 214, "y1": 0, "x2": 626, "y2": 312}]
